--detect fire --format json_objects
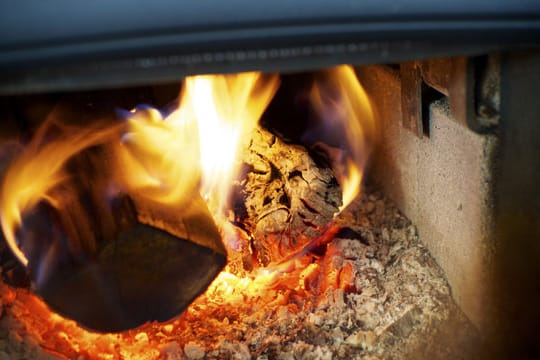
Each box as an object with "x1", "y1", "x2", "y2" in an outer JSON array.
[
  {"x1": 0, "y1": 120, "x2": 122, "y2": 266},
  {"x1": 114, "y1": 72, "x2": 279, "y2": 216},
  {"x1": 0, "y1": 66, "x2": 377, "y2": 357},
  {"x1": 111, "y1": 105, "x2": 201, "y2": 207},
  {"x1": 310, "y1": 66, "x2": 377, "y2": 210}
]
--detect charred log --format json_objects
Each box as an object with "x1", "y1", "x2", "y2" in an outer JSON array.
[
  {"x1": 235, "y1": 128, "x2": 342, "y2": 266},
  {"x1": 0, "y1": 143, "x2": 226, "y2": 333}
]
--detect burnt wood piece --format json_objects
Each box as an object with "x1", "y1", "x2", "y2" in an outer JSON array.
[
  {"x1": 236, "y1": 128, "x2": 342, "y2": 266},
  {"x1": 22, "y1": 205, "x2": 226, "y2": 333},
  {"x1": 8, "y1": 147, "x2": 226, "y2": 333}
]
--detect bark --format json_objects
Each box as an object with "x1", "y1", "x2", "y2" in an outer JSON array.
[{"x1": 235, "y1": 127, "x2": 342, "y2": 266}]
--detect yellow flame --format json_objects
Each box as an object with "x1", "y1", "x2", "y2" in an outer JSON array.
[
  {"x1": 0, "y1": 72, "x2": 279, "y2": 267},
  {"x1": 310, "y1": 65, "x2": 377, "y2": 210},
  {"x1": 340, "y1": 158, "x2": 362, "y2": 210},
  {"x1": 189, "y1": 73, "x2": 279, "y2": 213},
  {"x1": 112, "y1": 106, "x2": 201, "y2": 207},
  {"x1": 114, "y1": 72, "x2": 279, "y2": 215},
  {"x1": 0, "y1": 121, "x2": 122, "y2": 266}
]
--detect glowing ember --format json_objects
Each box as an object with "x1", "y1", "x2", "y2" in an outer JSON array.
[
  {"x1": 0, "y1": 65, "x2": 378, "y2": 357},
  {"x1": 0, "y1": 227, "x2": 348, "y2": 359}
]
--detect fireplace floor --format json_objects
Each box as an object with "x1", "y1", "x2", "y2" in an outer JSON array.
[{"x1": 0, "y1": 187, "x2": 479, "y2": 360}]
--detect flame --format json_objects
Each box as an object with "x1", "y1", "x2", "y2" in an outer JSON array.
[
  {"x1": 112, "y1": 105, "x2": 201, "y2": 206},
  {"x1": 114, "y1": 72, "x2": 279, "y2": 215},
  {"x1": 310, "y1": 65, "x2": 377, "y2": 210},
  {"x1": 0, "y1": 120, "x2": 122, "y2": 266},
  {"x1": 188, "y1": 73, "x2": 279, "y2": 213}
]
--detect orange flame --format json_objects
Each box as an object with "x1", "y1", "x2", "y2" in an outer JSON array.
[
  {"x1": 0, "y1": 120, "x2": 122, "y2": 266},
  {"x1": 310, "y1": 65, "x2": 377, "y2": 210}
]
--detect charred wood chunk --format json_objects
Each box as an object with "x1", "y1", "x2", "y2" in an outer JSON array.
[
  {"x1": 237, "y1": 128, "x2": 342, "y2": 265},
  {"x1": 10, "y1": 147, "x2": 226, "y2": 333}
]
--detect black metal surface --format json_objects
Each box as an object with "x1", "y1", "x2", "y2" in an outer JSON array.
[
  {"x1": 2, "y1": 0, "x2": 539, "y2": 48},
  {"x1": 1, "y1": 0, "x2": 540, "y2": 94}
]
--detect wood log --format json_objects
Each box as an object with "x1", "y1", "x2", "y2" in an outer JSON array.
[
  {"x1": 6, "y1": 145, "x2": 226, "y2": 332},
  {"x1": 235, "y1": 128, "x2": 342, "y2": 266}
]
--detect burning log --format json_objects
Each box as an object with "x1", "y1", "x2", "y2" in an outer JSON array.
[
  {"x1": 235, "y1": 127, "x2": 342, "y2": 266},
  {"x1": 4, "y1": 145, "x2": 227, "y2": 333}
]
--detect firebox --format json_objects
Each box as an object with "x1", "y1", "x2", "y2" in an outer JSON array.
[{"x1": 0, "y1": 1, "x2": 539, "y2": 359}]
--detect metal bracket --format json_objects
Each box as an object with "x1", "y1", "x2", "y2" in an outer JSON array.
[{"x1": 400, "y1": 56, "x2": 500, "y2": 136}]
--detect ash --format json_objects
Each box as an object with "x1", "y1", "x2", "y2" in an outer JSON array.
[{"x1": 0, "y1": 188, "x2": 479, "y2": 360}]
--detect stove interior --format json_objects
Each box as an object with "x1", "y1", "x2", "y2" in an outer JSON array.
[{"x1": 0, "y1": 54, "x2": 538, "y2": 359}]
